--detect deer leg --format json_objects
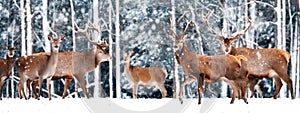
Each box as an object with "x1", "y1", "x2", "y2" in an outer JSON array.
[
  {"x1": 132, "y1": 83, "x2": 138, "y2": 99},
  {"x1": 278, "y1": 73, "x2": 295, "y2": 99},
  {"x1": 0, "y1": 79, "x2": 5, "y2": 100},
  {"x1": 26, "y1": 80, "x2": 32, "y2": 99},
  {"x1": 273, "y1": 76, "x2": 282, "y2": 99},
  {"x1": 179, "y1": 76, "x2": 196, "y2": 104},
  {"x1": 158, "y1": 83, "x2": 167, "y2": 98},
  {"x1": 62, "y1": 78, "x2": 72, "y2": 99},
  {"x1": 31, "y1": 81, "x2": 38, "y2": 99},
  {"x1": 17, "y1": 83, "x2": 22, "y2": 99},
  {"x1": 47, "y1": 78, "x2": 52, "y2": 100},
  {"x1": 197, "y1": 77, "x2": 203, "y2": 105},
  {"x1": 227, "y1": 82, "x2": 236, "y2": 104},
  {"x1": 77, "y1": 75, "x2": 89, "y2": 98},
  {"x1": 241, "y1": 81, "x2": 248, "y2": 104},
  {"x1": 37, "y1": 77, "x2": 43, "y2": 100},
  {"x1": 19, "y1": 78, "x2": 28, "y2": 100}
]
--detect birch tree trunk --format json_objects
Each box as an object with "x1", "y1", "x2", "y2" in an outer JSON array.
[
  {"x1": 170, "y1": 0, "x2": 179, "y2": 99},
  {"x1": 221, "y1": 2, "x2": 228, "y2": 98},
  {"x1": 70, "y1": 0, "x2": 78, "y2": 98},
  {"x1": 43, "y1": 0, "x2": 50, "y2": 53},
  {"x1": 108, "y1": 0, "x2": 114, "y2": 98},
  {"x1": 21, "y1": 0, "x2": 26, "y2": 57},
  {"x1": 26, "y1": 0, "x2": 32, "y2": 56},
  {"x1": 93, "y1": 0, "x2": 100, "y2": 98},
  {"x1": 295, "y1": 19, "x2": 299, "y2": 98},
  {"x1": 288, "y1": 0, "x2": 296, "y2": 99},
  {"x1": 115, "y1": 0, "x2": 121, "y2": 98}
]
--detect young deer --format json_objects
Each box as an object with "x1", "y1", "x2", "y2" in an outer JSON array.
[
  {"x1": 26, "y1": 23, "x2": 111, "y2": 99},
  {"x1": 203, "y1": 11, "x2": 295, "y2": 99},
  {"x1": 16, "y1": 35, "x2": 64, "y2": 100},
  {"x1": 169, "y1": 17, "x2": 248, "y2": 104},
  {"x1": 0, "y1": 46, "x2": 18, "y2": 100},
  {"x1": 124, "y1": 51, "x2": 168, "y2": 98}
]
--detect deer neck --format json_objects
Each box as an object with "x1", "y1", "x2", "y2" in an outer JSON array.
[
  {"x1": 82, "y1": 48, "x2": 100, "y2": 72},
  {"x1": 124, "y1": 56, "x2": 133, "y2": 73},
  {"x1": 176, "y1": 41, "x2": 192, "y2": 60},
  {"x1": 6, "y1": 56, "x2": 15, "y2": 69},
  {"x1": 47, "y1": 49, "x2": 59, "y2": 73},
  {"x1": 229, "y1": 46, "x2": 238, "y2": 55}
]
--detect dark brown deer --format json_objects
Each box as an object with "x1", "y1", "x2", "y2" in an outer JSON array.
[
  {"x1": 26, "y1": 23, "x2": 111, "y2": 99},
  {"x1": 0, "y1": 46, "x2": 18, "y2": 100},
  {"x1": 123, "y1": 51, "x2": 168, "y2": 98},
  {"x1": 169, "y1": 16, "x2": 248, "y2": 104},
  {"x1": 203, "y1": 11, "x2": 295, "y2": 99},
  {"x1": 16, "y1": 35, "x2": 64, "y2": 100}
]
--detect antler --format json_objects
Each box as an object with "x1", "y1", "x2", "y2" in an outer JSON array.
[
  {"x1": 202, "y1": 11, "x2": 225, "y2": 39},
  {"x1": 168, "y1": 13, "x2": 190, "y2": 41},
  {"x1": 231, "y1": 18, "x2": 252, "y2": 38},
  {"x1": 73, "y1": 21, "x2": 100, "y2": 46}
]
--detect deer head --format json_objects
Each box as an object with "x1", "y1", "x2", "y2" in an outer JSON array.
[
  {"x1": 168, "y1": 15, "x2": 190, "y2": 54},
  {"x1": 48, "y1": 35, "x2": 65, "y2": 52},
  {"x1": 202, "y1": 11, "x2": 252, "y2": 54},
  {"x1": 3, "y1": 46, "x2": 18, "y2": 58}
]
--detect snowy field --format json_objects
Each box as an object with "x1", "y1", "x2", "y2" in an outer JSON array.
[{"x1": 0, "y1": 98, "x2": 299, "y2": 113}]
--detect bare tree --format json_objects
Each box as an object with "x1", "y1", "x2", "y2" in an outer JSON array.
[{"x1": 115, "y1": 0, "x2": 121, "y2": 98}]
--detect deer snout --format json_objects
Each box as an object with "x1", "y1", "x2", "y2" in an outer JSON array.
[
  {"x1": 223, "y1": 48, "x2": 231, "y2": 54},
  {"x1": 54, "y1": 45, "x2": 59, "y2": 48}
]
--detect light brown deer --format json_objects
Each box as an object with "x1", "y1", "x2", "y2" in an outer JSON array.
[
  {"x1": 0, "y1": 46, "x2": 18, "y2": 100},
  {"x1": 16, "y1": 35, "x2": 64, "y2": 100},
  {"x1": 123, "y1": 51, "x2": 168, "y2": 98},
  {"x1": 169, "y1": 17, "x2": 249, "y2": 104},
  {"x1": 26, "y1": 23, "x2": 111, "y2": 99},
  {"x1": 203, "y1": 11, "x2": 295, "y2": 99}
]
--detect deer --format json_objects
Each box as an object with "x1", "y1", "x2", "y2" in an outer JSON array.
[
  {"x1": 0, "y1": 46, "x2": 18, "y2": 100},
  {"x1": 202, "y1": 11, "x2": 295, "y2": 99},
  {"x1": 25, "y1": 23, "x2": 111, "y2": 99},
  {"x1": 168, "y1": 16, "x2": 249, "y2": 104},
  {"x1": 16, "y1": 35, "x2": 64, "y2": 100},
  {"x1": 123, "y1": 51, "x2": 168, "y2": 99}
]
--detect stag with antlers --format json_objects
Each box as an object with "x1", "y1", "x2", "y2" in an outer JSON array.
[
  {"x1": 203, "y1": 11, "x2": 295, "y2": 99},
  {"x1": 169, "y1": 15, "x2": 249, "y2": 104},
  {"x1": 25, "y1": 22, "x2": 111, "y2": 99}
]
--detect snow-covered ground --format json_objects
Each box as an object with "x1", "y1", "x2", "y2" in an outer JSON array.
[{"x1": 0, "y1": 98, "x2": 299, "y2": 113}]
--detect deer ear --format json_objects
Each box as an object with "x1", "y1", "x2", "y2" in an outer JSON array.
[
  {"x1": 231, "y1": 37, "x2": 239, "y2": 43},
  {"x1": 13, "y1": 46, "x2": 18, "y2": 50},
  {"x1": 2, "y1": 46, "x2": 8, "y2": 50},
  {"x1": 60, "y1": 35, "x2": 65, "y2": 40},
  {"x1": 215, "y1": 39, "x2": 223, "y2": 44},
  {"x1": 48, "y1": 35, "x2": 52, "y2": 41}
]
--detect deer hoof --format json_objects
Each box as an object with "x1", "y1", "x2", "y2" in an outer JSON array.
[
  {"x1": 179, "y1": 98, "x2": 183, "y2": 104},
  {"x1": 244, "y1": 99, "x2": 248, "y2": 104}
]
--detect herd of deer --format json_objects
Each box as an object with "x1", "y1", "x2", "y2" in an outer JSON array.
[{"x1": 0, "y1": 12, "x2": 295, "y2": 105}]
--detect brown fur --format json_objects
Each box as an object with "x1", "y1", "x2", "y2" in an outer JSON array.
[
  {"x1": 221, "y1": 37, "x2": 295, "y2": 99},
  {"x1": 0, "y1": 46, "x2": 18, "y2": 100},
  {"x1": 124, "y1": 51, "x2": 168, "y2": 98},
  {"x1": 26, "y1": 45, "x2": 111, "y2": 99},
  {"x1": 176, "y1": 41, "x2": 248, "y2": 104},
  {"x1": 16, "y1": 36, "x2": 64, "y2": 100}
]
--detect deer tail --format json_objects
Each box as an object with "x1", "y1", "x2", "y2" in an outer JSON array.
[
  {"x1": 162, "y1": 69, "x2": 168, "y2": 78},
  {"x1": 234, "y1": 55, "x2": 248, "y2": 66},
  {"x1": 278, "y1": 50, "x2": 290, "y2": 63}
]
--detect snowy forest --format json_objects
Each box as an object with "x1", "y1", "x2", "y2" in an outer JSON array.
[{"x1": 0, "y1": 0, "x2": 299, "y2": 101}]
